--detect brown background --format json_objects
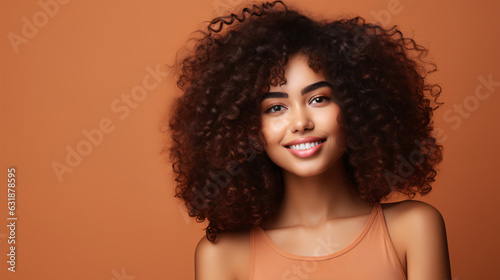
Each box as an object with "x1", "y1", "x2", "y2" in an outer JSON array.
[{"x1": 1, "y1": 0, "x2": 499, "y2": 279}]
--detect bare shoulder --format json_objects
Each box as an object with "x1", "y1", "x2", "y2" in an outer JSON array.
[
  {"x1": 195, "y1": 230, "x2": 251, "y2": 280},
  {"x1": 382, "y1": 200, "x2": 451, "y2": 279},
  {"x1": 381, "y1": 199, "x2": 448, "y2": 248},
  {"x1": 381, "y1": 199, "x2": 447, "y2": 228}
]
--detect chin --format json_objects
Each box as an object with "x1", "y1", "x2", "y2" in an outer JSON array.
[{"x1": 284, "y1": 165, "x2": 332, "y2": 178}]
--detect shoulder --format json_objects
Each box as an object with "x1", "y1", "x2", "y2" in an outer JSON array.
[
  {"x1": 381, "y1": 200, "x2": 447, "y2": 231},
  {"x1": 381, "y1": 200, "x2": 451, "y2": 279},
  {"x1": 195, "y1": 230, "x2": 251, "y2": 280},
  {"x1": 382, "y1": 199, "x2": 445, "y2": 222},
  {"x1": 381, "y1": 200, "x2": 448, "y2": 248}
]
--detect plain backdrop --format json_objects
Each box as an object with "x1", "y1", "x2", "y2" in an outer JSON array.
[{"x1": 1, "y1": 0, "x2": 499, "y2": 279}]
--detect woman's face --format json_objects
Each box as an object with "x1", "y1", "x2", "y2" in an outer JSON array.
[{"x1": 260, "y1": 53, "x2": 345, "y2": 177}]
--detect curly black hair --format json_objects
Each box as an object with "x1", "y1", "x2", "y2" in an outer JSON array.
[{"x1": 162, "y1": 1, "x2": 443, "y2": 242}]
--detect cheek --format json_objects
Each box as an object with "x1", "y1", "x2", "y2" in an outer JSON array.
[
  {"x1": 317, "y1": 117, "x2": 342, "y2": 133},
  {"x1": 261, "y1": 117, "x2": 288, "y2": 145},
  {"x1": 315, "y1": 107, "x2": 343, "y2": 138}
]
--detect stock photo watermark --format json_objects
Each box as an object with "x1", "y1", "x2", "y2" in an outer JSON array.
[
  {"x1": 281, "y1": 232, "x2": 341, "y2": 279},
  {"x1": 51, "y1": 64, "x2": 170, "y2": 182},
  {"x1": 443, "y1": 74, "x2": 499, "y2": 130},
  {"x1": 6, "y1": 167, "x2": 17, "y2": 272},
  {"x1": 341, "y1": 0, "x2": 413, "y2": 67},
  {"x1": 176, "y1": 133, "x2": 267, "y2": 224},
  {"x1": 7, "y1": 0, "x2": 71, "y2": 54},
  {"x1": 384, "y1": 138, "x2": 438, "y2": 190},
  {"x1": 213, "y1": 0, "x2": 244, "y2": 17},
  {"x1": 370, "y1": 0, "x2": 412, "y2": 27},
  {"x1": 190, "y1": 135, "x2": 265, "y2": 213},
  {"x1": 110, "y1": 267, "x2": 135, "y2": 280},
  {"x1": 384, "y1": 73, "x2": 499, "y2": 188}
]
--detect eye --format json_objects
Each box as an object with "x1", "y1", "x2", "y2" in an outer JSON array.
[
  {"x1": 265, "y1": 104, "x2": 286, "y2": 114},
  {"x1": 310, "y1": 96, "x2": 330, "y2": 105}
]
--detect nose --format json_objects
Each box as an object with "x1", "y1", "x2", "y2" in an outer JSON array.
[{"x1": 288, "y1": 106, "x2": 314, "y2": 133}]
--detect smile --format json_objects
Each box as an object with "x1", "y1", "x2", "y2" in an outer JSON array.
[
  {"x1": 284, "y1": 138, "x2": 326, "y2": 158},
  {"x1": 287, "y1": 140, "x2": 324, "y2": 150}
]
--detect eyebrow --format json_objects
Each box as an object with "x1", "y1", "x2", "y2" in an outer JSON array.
[{"x1": 260, "y1": 81, "x2": 333, "y2": 101}]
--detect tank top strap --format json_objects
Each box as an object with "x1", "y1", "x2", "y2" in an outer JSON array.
[{"x1": 375, "y1": 203, "x2": 407, "y2": 278}]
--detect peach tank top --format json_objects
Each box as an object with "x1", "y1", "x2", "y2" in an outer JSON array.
[{"x1": 249, "y1": 203, "x2": 407, "y2": 279}]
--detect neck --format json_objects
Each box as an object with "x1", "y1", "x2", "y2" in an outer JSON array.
[{"x1": 268, "y1": 158, "x2": 372, "y2": 230}]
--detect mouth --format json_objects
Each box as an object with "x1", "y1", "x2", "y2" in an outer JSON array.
[
  {"x1": 284, "y1": 138, "x2": 326, "y2": 158},
  {"x1": 285, "y1": 139, "x2": 326, "y2": 150}
]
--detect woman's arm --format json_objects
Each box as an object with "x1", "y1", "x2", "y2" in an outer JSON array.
[
  {"x1": 194, "y1": 235, "x2": 235, "y2": 280},
  {"x1": 403, "y1": 200, "x2": 452, "y2": 280}
]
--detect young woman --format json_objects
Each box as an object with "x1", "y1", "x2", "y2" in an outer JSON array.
[{"x1": 165, "y1": 1, "x2": 451, "y2": 279}]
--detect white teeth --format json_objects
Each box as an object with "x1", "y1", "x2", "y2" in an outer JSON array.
[{"x1": 288, "y1": 141, "x2": 323, "y2": 150}]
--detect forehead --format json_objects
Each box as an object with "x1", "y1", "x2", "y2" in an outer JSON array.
[{"x1": 269, "y1": 53, "x2": 326, "y2": 92}]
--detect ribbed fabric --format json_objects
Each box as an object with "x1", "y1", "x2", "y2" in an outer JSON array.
[{"x1": 249, "y1": 203, "x2": 407, "y2": 279}]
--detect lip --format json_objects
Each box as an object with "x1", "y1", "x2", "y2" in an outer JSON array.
[
  {"x1": 283, "y1": 136, "x2": 326, "y2": 146},
  {"x1": 283, "y1": 137, "x2": 326, "y2": 158}
]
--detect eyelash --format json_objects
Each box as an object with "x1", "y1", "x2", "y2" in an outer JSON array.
[
  {"x1": 264, "y1": 95, "x2": 331, "y2": 114},
  {"x1": 310, "y1": 95, "x2": 331, "y2": 105}
]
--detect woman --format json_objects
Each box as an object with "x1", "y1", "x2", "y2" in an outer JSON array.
[{"x1": 165, "y1": 1, "x2": 451, "y2": 279}]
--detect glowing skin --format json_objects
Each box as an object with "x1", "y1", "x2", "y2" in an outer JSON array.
[{"x1": 260, "y1": 54, "x2": 345, "y2": 178}]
